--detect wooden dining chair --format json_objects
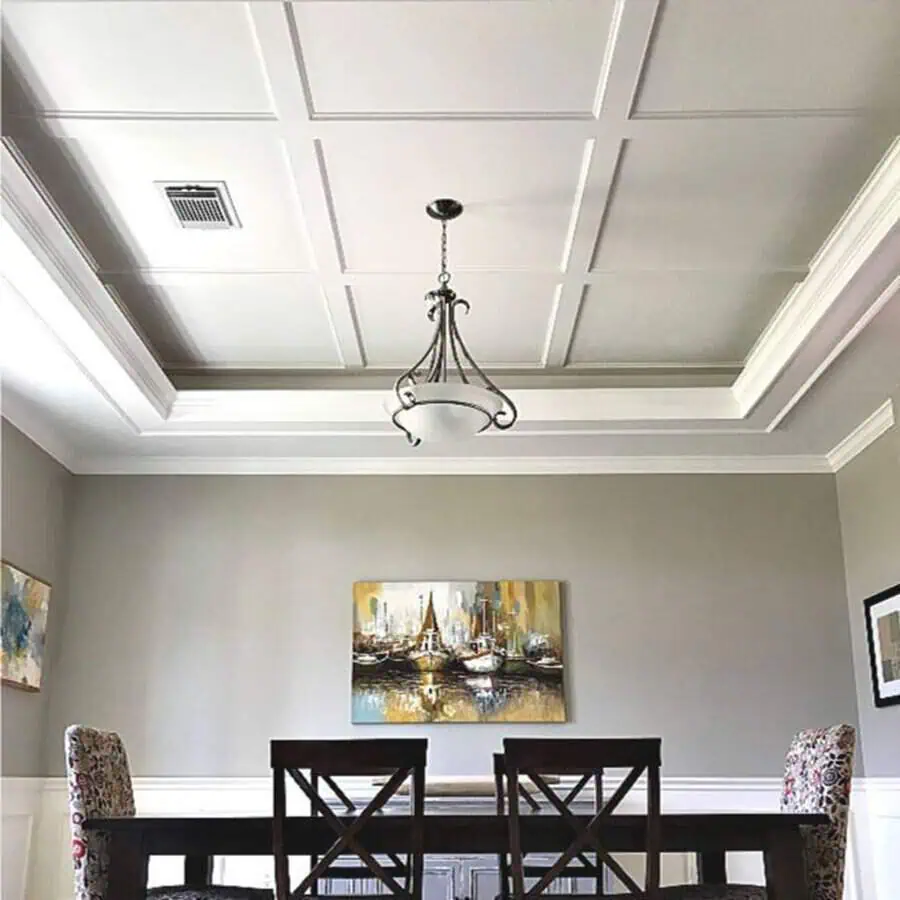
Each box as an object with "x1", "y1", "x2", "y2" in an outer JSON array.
[
  {"x1": 271, "y1": 738, "x2": 427, "y2": 900},
  {"x1": 502, "y1": 737, "x2": 662, "y2": 900},
  {"x1": 493, "y1": 752, "x2": 605, "y2": 900}
]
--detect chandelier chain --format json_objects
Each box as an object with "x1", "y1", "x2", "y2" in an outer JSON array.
[{"x1": 437, "y1": 220, "x2": 450, "y2": 286}]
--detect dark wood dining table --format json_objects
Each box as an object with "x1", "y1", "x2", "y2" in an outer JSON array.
[{"x1": 86, "y1": 811, "x2": 825, "y2": 900}]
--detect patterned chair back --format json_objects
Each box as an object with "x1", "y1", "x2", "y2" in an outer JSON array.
[
  {"x1": 780, "y1": 724, "x2": 855, "y2": 900},
  {"x1": 65, "y1": 725, "x2": 136, "y2": 900}
]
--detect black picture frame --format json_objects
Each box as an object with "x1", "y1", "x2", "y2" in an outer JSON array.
[{"x1": 864, "y1": 582, "x2": 900, "y2": 709}]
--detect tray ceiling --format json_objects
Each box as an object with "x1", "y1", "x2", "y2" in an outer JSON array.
[{"x1": 1, "y1": 0, "x2": 899, "y2": 471}]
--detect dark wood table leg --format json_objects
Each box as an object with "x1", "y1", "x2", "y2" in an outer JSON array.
[
  {"x1": 763, "y1": 827, "x2": 807, "y2": 900},
  {"x1": 184, "y1": 854, "x2": 214, "y2": 886},
  {"x1": 697, "y1": 850, "x2": 727, "y2": 885},
  {"x1": 106, "y1": 830, "x2": 148, "y2": 900}
]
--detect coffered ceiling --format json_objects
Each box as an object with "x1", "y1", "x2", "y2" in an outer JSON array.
[{"x1": 1, "y1": 0, "x2": 899, "y2": 473}]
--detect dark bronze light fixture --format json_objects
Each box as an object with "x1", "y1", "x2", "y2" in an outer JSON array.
[{"x1": 387, "y1": 199, "x2": 518, "y2": 446}]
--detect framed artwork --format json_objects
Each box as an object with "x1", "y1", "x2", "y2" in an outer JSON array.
[
  {"x1": 864, "y1": 583, "x2": 900, "y2": 709},
  {"x1": 1, "y1": 561, "x2": 51, "y2": 692},
  {"x1": 352, "y1": 580, "x2": 566, "y2": 724}
]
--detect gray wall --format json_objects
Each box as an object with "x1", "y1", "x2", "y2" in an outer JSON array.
[
  {"x1": 837, "y1": 425, "x2": 900, "y2": 777},
  {"x1": 44, "y1": 472, "x2": 857, "y2": 778},
  {"x1": 1, "y1": 422, "x2": 72, "y2": 776}
]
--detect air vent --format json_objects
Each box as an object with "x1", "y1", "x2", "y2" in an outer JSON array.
[{"x1": 156, "y1": 181, "x2": 241, "y2": 229}]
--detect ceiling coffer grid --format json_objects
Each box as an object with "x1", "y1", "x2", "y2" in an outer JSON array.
[{"x1": 156, "y1": 181, "x2": 240, "y2": 230}]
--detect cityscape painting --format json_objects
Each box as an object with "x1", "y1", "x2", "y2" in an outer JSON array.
[{"x1": 352, "y1": 581, "x2": 566, "y2": 724}]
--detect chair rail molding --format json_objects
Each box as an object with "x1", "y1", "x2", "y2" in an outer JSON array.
[{"x1": 10, "y1": 774, "x2": 897, "y2": 900}]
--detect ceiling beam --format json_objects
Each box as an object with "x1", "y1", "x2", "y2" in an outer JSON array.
[
  {"x1": 247, "y1": 2, "x2": 365, "y2": 368},
  {"x1": 542, "y1": 0, "x2": 661, "y2": 367}
]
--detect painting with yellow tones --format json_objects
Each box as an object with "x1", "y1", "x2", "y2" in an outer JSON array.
[
  {"x1": 352, "y1": 581, "x2": 566, "y2": 724},
  {"x1": 2, "y1": 561, "x2": 51, "y2": 692}
]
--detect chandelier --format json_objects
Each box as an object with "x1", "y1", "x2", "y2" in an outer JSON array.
[{"x1": 388, "y1": 198, "x2": 518, "y2": 446}]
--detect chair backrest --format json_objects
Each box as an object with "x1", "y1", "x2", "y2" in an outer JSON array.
[
  {"x1": 503, "y1": 738, "x2": 662, "y2": 900},
  {"x1": 64, "y1": 724, "x2": 136, "y2": 900},
  {"x1": 494, "y1": 750, "x2": 606, "y2": 900},
  {"x1": 780, "y1": 724, "x2": 856, "y2": 900},
  {"x1": 271, "y1": 738, "x2": 428, "y2": 900}
]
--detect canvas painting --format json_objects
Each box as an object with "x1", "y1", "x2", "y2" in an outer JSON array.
[
  {"x1": 2, "y1": 562, "x2": 51, "y2": 691},
  {"x1": 865, "y1": 583, "x2": 900, "y2": 708},
  {"x1": 352, "y1": 581, "x2": 566, "y2": 724}
]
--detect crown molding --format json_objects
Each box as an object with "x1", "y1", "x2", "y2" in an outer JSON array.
[
  {"x1": 734, "y1": 137, "x2": 900, "y2": 418},
  {"x1": 75, "y1": 454, "x2": 832, "y2": 476},
  {"x1": 765, "y1": 272, "x2": 900, "y2": 432},
  {"x1": 827, "y1": 399, "x2": 895, "y2": 472},
  {"x1": 1, "y1": 397, "x2": 79, "y2": 474},
  {"x1": 166, "y1": 385, "x2": 739, "y2": 429},
  {"x1": 0, "y1": 141, "x2": 174, "y2": 427},
  {"x1": 1, "y1": 122, "x2": 897, "y2": 463}
]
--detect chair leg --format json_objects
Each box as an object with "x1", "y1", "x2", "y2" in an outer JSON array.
[
  {"x1": 310, "y1": 772, "x2": 319, "y2": 898},
  {"x1": 594, "y1": 771, "x2": 604, "y2": 896},
  {"x1": 507, "y1": 766, "x2": 525, "y2": 900},
  {"x1": 412, "y1": 764, "x2": 426, "y2": 900},
  {"x1": 274, "y1": 767, "x2": 290, "y2": 900},
  {"x1": 495, "y1": 757, "x2": 510, "y2": 900}
]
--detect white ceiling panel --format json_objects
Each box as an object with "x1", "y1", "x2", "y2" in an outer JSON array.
[
  {"x1": 592, "y1": 122, "x2": 894, "y2": 271},
  {"x1": 323, "y1": 128, "x2": 588, "y2": 272},
  {"x1": 570, "y1": 272, "x2": 800, "y2": 366},
  {"x1": 107, "y1": 274, "x2": 343, "y2": 369},
  {"x1": 636, "y1": 0, "x2": 900, "y2": 114},
  {"x1": 292, "y1": 0, "x2": 614, "y2": 116},
  {"x1": 56, "y1": 129, "x2": 313, "y2": 272},
  {"x1": 2, "y1": 1, "x2": 273, "y2": 115},
  {"x1": 352, "y1": 274, "x2": 558, "y2": 368}
]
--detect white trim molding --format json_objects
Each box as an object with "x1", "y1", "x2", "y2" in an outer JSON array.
[
  {"x1": 827, "y1": 400, "x2": 895, "y2": 472},
  {"x1": 16, "y1": 775, "x2": 900, "y2": 900},
  {"x1": 734, "y1": 137, "x2": 900, "y2": 418},
  {"x1": 0, "y1": 777, "x2": 43, "y2": 900},
  {"x1": 1, "y1": 144, "x2": 175, "y2": 431},
  {"x1": 2, "y1": 134, "x2": 900, "y2": 471},
  {"x1": 76, "y1": 454, "x2": 834, "y2": 476}
]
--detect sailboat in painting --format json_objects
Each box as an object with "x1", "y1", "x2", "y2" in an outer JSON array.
[
  {"x1": 351, "y1": 580, "x2": 567, "y2": 724},
  {"x1": 460, "y1": 596, "x2": 504, "y2": 674},
  {"x1": 408, "y1": 593, "x2": 451, "y2": 672}
]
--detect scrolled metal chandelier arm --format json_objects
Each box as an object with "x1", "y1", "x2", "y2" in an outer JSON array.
[
  {"x1": 389, "y1": 198, "x2": 519, "y2": 445},
  {"x1": 445, "y1": 299, "x2": 518, "y2": 429}
]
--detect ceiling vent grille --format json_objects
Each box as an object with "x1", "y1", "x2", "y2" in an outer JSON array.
[{"x1": 156, "y1": 181, "x2": 240, "y2": 229}]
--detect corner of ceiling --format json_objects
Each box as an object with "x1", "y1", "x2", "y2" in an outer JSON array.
[
  {"x1": 733, "y1": 137, "x2": 900, "y2": 422},
  {"x1": 827, "y1": 399, "x2": 895, "y2": 472}
]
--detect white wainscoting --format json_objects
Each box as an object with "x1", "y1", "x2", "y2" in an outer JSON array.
[
  {"x1": 6, "y1": 776, "x2": 898, "y2": 900},
  {"x1": 1, "y1": 778, "x2": 43, "y2": 900}
]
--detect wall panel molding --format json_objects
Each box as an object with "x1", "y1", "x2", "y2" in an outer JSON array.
[{"x1": 14, "y1": 775, "x2": 898, "y2": 900}]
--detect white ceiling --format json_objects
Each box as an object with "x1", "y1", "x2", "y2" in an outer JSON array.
[{"x1": 1, "y1": 0, "x2": 899, "y2": 472}]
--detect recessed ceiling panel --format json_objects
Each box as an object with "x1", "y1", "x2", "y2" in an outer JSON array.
[
  {"x1": 569, "y1": 272, "x2": 800, "y2": 366},
  {"x1": 352, "y1": 274, "x2": 558, "y2": 368},
  {"x1": 107, "y1": 274, "x2": 343, "y2": 369},
  {"x1": 292, "y1": 0, "x2": 613, "y2": 116},
  {"x1": 592, "y1": 122, "x2": 895, "y2": 271},
  {"x1": 2, "y1": 1, "x2": 273, "y2": 115},
  {"x1": 323, "y1": 128, "x2": 587, "y2": 272},
  {"x1": 636, "y1": 0, "x2": 900, "y2": 114},
  {"x1": 56, "y1": 129, "x2": 313, "y2": 272}
]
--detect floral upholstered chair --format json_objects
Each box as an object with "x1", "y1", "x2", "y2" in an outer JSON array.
[
  {"x1": 65, "y1": 725, "x2": 272, "y2": 900},
  {"x1": 661, "y1": 724, "x2": 856, "y2": 900}
]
